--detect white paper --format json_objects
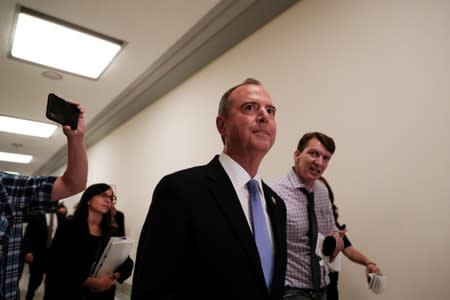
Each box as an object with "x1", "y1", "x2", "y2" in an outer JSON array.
[
  {"x1": 92, "y1": 237, "x2": 134, "y2": 277},
  {"x1": 368, "y1": 273, "x2": 387, "y2": 294}
]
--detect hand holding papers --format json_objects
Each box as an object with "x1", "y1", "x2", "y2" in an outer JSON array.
[
  {"x1": 368, "y1": 273, "x2": 387, "y2": 294},
  {"x1": 93, "y1": 237, "x2": 134, "y2": 277}
]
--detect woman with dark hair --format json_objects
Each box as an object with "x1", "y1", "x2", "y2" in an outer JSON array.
[
  {"x1": 318, "y1": 176, "x2": 381, "y2": 300},
  {"x1": 44, "y1": 183, "x2": 133, "y2": 300}
]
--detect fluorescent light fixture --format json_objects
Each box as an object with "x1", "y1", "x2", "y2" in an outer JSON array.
[
  {"x1": 10, "y1": 6, "x2": 123, "y2": 79},
  {"x1": 4, "y1": 171, "x2": 20, "y2": 175},
  {"x1": 0, "y1": 115, "x2": 57, "y2": 138},
  {"x1": 0, "y1": 151, "x2": 32, "y2": 164}
]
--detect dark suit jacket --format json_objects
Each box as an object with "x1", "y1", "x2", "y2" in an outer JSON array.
[
  {"x1": 114, "y1": 210, "x2": 125, "y2": 237},
  {"x1": 22, "y1": 213, "x2": 66, "y2": 261},
  {"x1": 131, "y1": 156, "x2": 287, "y2": 300},
  {"x1": 44, "y1": 218, "x2": 134, "y2": 300}
]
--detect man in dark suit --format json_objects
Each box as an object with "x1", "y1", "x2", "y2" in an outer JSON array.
[
  {"x1": 22, "y1": 212, "x2": 66, "y2": 300},
  {"x1": 112, "y1": 205, "x2": 126, "y2": 237},
  {"x1": 131, "y1": 78, "x2": 287, "y2": 300}
]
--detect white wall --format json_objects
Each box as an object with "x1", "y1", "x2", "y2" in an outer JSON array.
[{"x1": 59, "y1": 0, "x2": 450, "y2": 298}]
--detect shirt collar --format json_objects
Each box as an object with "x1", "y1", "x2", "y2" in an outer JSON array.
[
  {"x1": 219, "y1": 152, "x2": 262, "y2": 191},
  {"x1": 288, "y1": 167, "x2": 318, "y2": 192}
]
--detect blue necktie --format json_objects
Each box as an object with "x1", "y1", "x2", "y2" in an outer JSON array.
[
  {"x1": 300, "y1": 188, "x2": 321, "y2": 289},
  {"x1": 247, "y1": 179, "x2": 273, "y2": 290}
]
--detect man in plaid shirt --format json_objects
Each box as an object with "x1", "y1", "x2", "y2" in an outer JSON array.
[
  {"x1": 270, "y1": 132, "x2": 345, "y2": 300},
  {"x1": 0, "y1": 103, "x2": 88, "y2": 300}
]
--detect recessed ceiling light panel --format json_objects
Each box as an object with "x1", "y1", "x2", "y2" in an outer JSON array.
[
  {"x1": 4, "y1": 171, "x2": 20, "y2": 175},
  {"x1": 10, "y1": 6, "x2": 124, "y2": 79},
  {"x1": 0, "y1": 115, "x2": 57, "y2": 138},
  {"x1": 0, "y1": 151, "x2": 32, "y2": 164}
]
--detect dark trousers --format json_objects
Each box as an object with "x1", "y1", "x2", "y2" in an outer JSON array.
[
  {"x1": 326, "y1": 271, "x2": 339, "y2": 300},
  {"x1": 284, "y1": 287, "x2": 327, "y2": 300},
  {"x1": 26, "y1": 252, "x2": 48, "y2": 300}
]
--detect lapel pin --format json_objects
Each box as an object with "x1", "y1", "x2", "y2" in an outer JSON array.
[{"x1": 271, "y1": 196, "x2": 276, "y2": 204}]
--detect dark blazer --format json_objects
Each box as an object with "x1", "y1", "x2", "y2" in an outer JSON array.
[
  {"x1": 131, "y1": 156, "x2": 287, "y2": 300},
  {"x1": 113, "y1": 210, "x2": 125, "y2": 237},
  {"x1": 44, "y1": 218, "x2": 134, "y2": 300},
  {"x1": 22, "y1": 213, "x2": 66, "y2": 261},
  {"x1": 22, "y1": 213, "x2": 47, "y2": 261}
]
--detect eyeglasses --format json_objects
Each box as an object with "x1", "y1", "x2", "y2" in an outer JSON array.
[{"x1": 100, "y1": 193, "x2": 117, "y2": 204}]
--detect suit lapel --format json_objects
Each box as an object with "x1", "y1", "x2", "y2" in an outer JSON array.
[
  {"x1": 39, "y1": 214, "x2": 48, "y2": 231},
  {"x1": 262, "y1": 182, "x2": 283, "y2": 252},
  {"x1": 206, "y1": 157, "x2": 264, "y2": 274}
]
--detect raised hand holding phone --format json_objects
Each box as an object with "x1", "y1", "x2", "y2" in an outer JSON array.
[{"x1": 46, "y1": 93, "x2": 80, "y2": 130}]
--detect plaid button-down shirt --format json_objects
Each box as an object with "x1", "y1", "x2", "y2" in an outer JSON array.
[
  {"x1": 270, "y1": 168, "x2": 336, "y2": 289},
  {"x1": 0, "y1": 172, "x2": 56, "y2": 300}
]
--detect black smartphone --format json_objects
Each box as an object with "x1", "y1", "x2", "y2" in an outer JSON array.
[{"x1": 46, "y1": 93, "x2": 79, "y2": 130}]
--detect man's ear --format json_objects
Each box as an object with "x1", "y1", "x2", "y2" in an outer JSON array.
[
  {"x1": 293, "y1": 149, "x2": 300, "y2": 162},
  {"x1": 216, "y1": 115, "x2": 225, "y2": 136}
]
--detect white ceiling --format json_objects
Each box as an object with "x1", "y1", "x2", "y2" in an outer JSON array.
[{"x1": 0, "y1": 0, "x2": 298, "y2": 176}]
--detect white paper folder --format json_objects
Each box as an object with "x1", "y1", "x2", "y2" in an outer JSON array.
[{"x1": 93, "y1": 237, "x2": 134, "y2": 277}]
